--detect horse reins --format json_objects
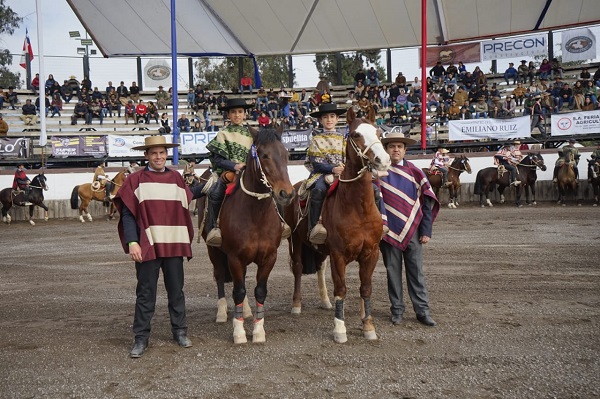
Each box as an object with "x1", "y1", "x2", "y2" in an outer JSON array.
[
  {"x1": 239, "y1": 144, "x2": 274, "y2": 200},
  {"x1": 518, "y1": 155, "x2": 544, "y2": 169},
  {"x1": 338, "y1": 135, "x2": 380, "y2": 183}
]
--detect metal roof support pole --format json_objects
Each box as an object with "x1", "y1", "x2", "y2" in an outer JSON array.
[
  {"x1": 288, "y1": 55, "x2": 294, "y2": 89},
  {"x1": 420, "y1": 0, "x2": 427, "y2": 151},
  {"x1": 170, "y1": 0, "x2": 179, "y2": 165},
  {"x1": 386, "y1": 48, "x2": 392, "y2": 83},
  {"x1": 188, "y1": 57, "x2": 194, "y2": 88},
  {"x1": 137, "y1": 57, "x2": 143, "y2": 91}
]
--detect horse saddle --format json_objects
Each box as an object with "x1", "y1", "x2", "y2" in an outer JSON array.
[
  {"x1": 298, "y1": 178, "x2": 339, "y2": 209},
  {"x1": 428, "y1": 166, "x2": 442, "y2": 176},
  {"x1": 11, "y1": 189, "x2": 22, "y2": 197},
  {"x1": 91, "y1": 181, "x2": 105, "y2": 190}
]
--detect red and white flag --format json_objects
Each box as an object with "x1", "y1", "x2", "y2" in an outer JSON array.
[{"x1": 19, "y1": 28, "x2": 34, "y2": 69}]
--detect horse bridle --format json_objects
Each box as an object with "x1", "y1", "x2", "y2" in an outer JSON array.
[
  {"x1": 29, "y1": 175, "x2": 48, "y2": 190},
  {"x1": 448, "y1": 158, "x2": 470, "y2": 172},
  {"x1": 338, "y1": 129, "x2": 383, "y2": 183},
  {"x1": 519, "y1": 155, "x2": 545, "y2": 170},
  {"x1": 239, "y1": 144, "x2": 274, "y2": 200}
]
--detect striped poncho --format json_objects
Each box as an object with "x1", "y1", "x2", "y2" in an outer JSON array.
[
  {"x1": 206, "y1": 124, "x2": 253, "y2": 175},
  {"x1": 380, "y1": 160, "x2": 440, "y2": 250},
  {"x1": 114, "y1": 168, "x2": 194, "y2": 262}
]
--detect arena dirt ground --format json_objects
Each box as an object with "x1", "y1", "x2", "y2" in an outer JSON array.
[{"x1": 0, "y1": 203, "x2": 598, "y2": 399}]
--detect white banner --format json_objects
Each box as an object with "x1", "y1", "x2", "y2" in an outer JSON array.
[
  {"x1": 143, "y1": 59, "x2": 172, "y2": 88},
  {"x1": 107, "y1": 135, "x2": 173, "y2": 157},
  {"x1": 480, "y1": 34, "x2": 546, "y2": 61},
  {"x1": 449, "y1": 116, "x2": 531, "y2": 141},
  {"x1": 562, "y1": 28, "x2": 597, "y2": 63},
  {"x1": 179, "y1": 131, "x2": 218, "y2": 155},
  {"x1": 550, "y1": 109, "x2": 600, "y2": 136}
]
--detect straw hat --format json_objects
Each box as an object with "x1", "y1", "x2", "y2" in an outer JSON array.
[
  {"x1": 381, "y1": 132, "x2": 417, "y2": 147},
  {"x1": 131, "y1": 136, "x2": 179, "y2": 151},
  {"x1": 440, "y1": 148, "x2": 450, "y2": 154}
]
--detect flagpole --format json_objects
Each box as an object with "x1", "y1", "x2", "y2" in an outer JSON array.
[{"x1": 35, "y1": 0, "x2": 47, "y2": 159}]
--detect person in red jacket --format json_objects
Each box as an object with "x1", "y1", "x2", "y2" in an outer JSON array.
[
  {"x1": 12, "y1": 162, "x2": 32, "y2": 205},
  {"x1": 240, "y1": 76, "x2": 253, "y2": 95},
  {"x1": 135, "y1": 100, "x2": 148, "y2": 124}
]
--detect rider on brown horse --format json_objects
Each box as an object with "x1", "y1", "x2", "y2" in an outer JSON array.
[
  {"x1": 92, "y1": 163, "x2": 112, "y2": 200},
  {"x1": 12, "y1": 162, "x2": 32, "y2": 205},
  {"x1": 589, "y1": 143, "x2": 600, "y2": 183},
  {"x1": 494, "y1": 141, "x2": 522, "y2": 186},
  {"x1": 430, "y1": 147, "x2": 452, "y2": 188},
  {"x1": 553, "y1": 138, "x2": 580, "y2": 183}
]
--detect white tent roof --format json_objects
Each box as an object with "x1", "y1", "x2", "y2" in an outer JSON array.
[{"x1": 67, "y1": 0, "x2": 600, "y2": 57}]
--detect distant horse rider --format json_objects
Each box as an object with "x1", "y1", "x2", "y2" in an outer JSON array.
[
  {"x1": 430, "y1": 148, "x2": 452, "y2": 188},
  {"x1": 589, "y1": 142, "x2": 600, "y2": 183},
  {"x1": 494, "y1": 140, "x2": 522, "y2": 186},
  {"x1": 553, "y1": 138, "x2": 580, "y2": 183},
  {"x1": 92, "y1": 163, "x2": 112, "y2": 200},
  {"x1": 13, "y1": 162, "x2": 33, "y2": 206}
]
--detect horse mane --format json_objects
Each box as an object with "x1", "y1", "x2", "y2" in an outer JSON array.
[{"x1": 254, "y1": 128, "x2": 282, "y2": 146}]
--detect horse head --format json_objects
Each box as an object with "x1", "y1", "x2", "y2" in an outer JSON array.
[
  {"x1": 248, "y1": 126, "x2": 295, "y2": 206},
  {"x1": 455, "y1": 155, "x2": 472, "y2": 174},
  {"x1": 345, "y1": 106, "x2": 391, "y2": 172},
  {"x1": 527, "y1": 152, "x2": 547, "y2": 171},
  {"x1": 33, "y1": 174, "x2": 49, "y2": 191}
]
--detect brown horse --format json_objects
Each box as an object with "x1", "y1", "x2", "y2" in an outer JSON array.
[
  {"x1": 588, "y1": 158, "x2": 600, "y2": 206},
  {"x1": 284, "y1": 106, "x2": 391, "y2": 343},
  {"x1": 199, "y1": 127, "x2": 294, "y2": 344},
  {"x1": 557, "y1": 154, "x2": 581, "y2": 206},
  {"x1": 70, "y1": 168, "x2": 132, "y2": 222},
  {"x1": 0, "y1": 173, "x2": 49, "y2": 225},
  {"x1": 422, "y1": 155, "x2": 472, "y2": 208}
]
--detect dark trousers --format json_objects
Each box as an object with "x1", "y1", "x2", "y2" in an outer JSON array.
[
  {"x1": 133, "y1": 257, "x2": 187, "y2": 340},
  {"x1": 380, "y1": 236, "x2": 431, "y2": 317}
]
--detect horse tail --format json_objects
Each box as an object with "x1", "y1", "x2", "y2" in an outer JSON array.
[
  {"x1": 473, "y1": 170, "x2": 484, "y2": 195},
  {"x1": 70, "y1": 186, "x2": 80, "y2": 209}
]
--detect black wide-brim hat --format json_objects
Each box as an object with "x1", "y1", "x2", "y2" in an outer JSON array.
[
  {"x1": 309, "y1": 103, "x2": 347, "y2": 118},
  {"x1": 219, "y1": 98, "x2": 253, "y2": 112}
]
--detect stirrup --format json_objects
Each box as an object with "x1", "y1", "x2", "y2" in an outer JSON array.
[
  {"x1": 23, "y1": 201, "x2": 33, "y2": 206},
  {"x1": 552, "y1": 178, "x2": 558, "y2": 183},
  {"x1": 309, "y1": 224, "x2": 327, "y2": 245},
  {"x1": 281, "y1": 222, "x2": 292, "y2": 240},
  {"x1": 206, "y1": 228, "x2": 222, "y2": 247}
]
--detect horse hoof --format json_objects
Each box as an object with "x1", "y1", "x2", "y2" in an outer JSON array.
[
  {"x1": 44, "y1": 217, "x2": 48, "y2": 222},
  {"x1": 532, "y1": 201, "x2": 537, "y2": 205},
  {"x1": 291, "y1": 306, "x2": 302, "y2": 315},
  {"x1": 320, "y1": 300, "x2": 333, "y2": 310},
  {"x1": 216, "y1": 298, "x2": 228, "y2": 323},
  {"x1": 233, "y1": 318, "x2": 247, "y2": 344},
  {"x1": 578, "y1": 203, "x2": 582, "y2": 207},
  {"x1": 252, "y1": 319, "x2": 266, "y2": 343},
  {"x1": 562, "y1": 204, "x2": 566, "y2": 207},
  {"x1": 29, "y1": 220, "x2": 35, "y2": 226},
  {"x1": 333, "y1": 318, "x2": 347, "y2": 343},
  {"x1": 594, "y1": 203, "x2": 598, "y2": 207},
  {"x1": 480, "y1": 205, "x2": 485, "y2": 208},
  {"x1": 363, "y1": 330, "x2": 378, "y2": 340}
]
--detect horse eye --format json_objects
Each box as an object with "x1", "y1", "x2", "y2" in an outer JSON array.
[{"x1": 261, "y1": 153, "x2": 269, "y2": 160}]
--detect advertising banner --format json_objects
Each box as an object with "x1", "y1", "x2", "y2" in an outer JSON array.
[
  {"x1": 562, "y1": 28, "x2": 597, "y2": 63},
  {"x1": 423, "y1": 43, "x2": 481, "y2": 67},
  {"x1": 180, "y1": 131, "x2": 218, "y2": 155},
  {"x1": 448, "y1": 116, "x2": 531, "y2": 141},
  {"x1": 51, "y1": 136, "x2": 107, "y2": 157},
  {"x1": 107, "y1": 135, "x2": 173, "y2": 157},
  {"x1": 480, "y1": 34, "x2": 546, "y2": 61},
  {"x1": 281, "y1": 129, "x2": 311, "y2": 151},
  {"x1": 550, "y1": 109, "x2": 600, "y2": 136},
  {"x1": 0, "y1": 137, "x2": 29, "y2": 158}
]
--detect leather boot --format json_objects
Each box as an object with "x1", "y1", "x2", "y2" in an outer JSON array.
[
  {"x1": 205, "y1": 196, "x2": 223, "y2": 247},
  {"x1": 173, "y1": 331, "x2": 192, "y2": 348},
  {"x1": 23, "y1": 187, "x2": 33, "y2": 206},
  {"x1": 552, "y1": 165, "x2": 559, "y2": 183},
  {"x1": 129, "y1": 338, "x2": 148, "y2": 358},
  {"x1": 309, "y1": 189, "x2": 327, "y2": 245},
  {"x1": 276, "y1": 202, "x2": 291, "y2": 240}
]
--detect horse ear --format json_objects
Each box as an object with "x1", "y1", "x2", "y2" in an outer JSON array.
[
  {"x1": 346, "y1": 107, "x2": 356, "y2": 125},
  {"x1": 248, "y1": 125, "x2": 259, "y2": 140},
  {"x1": 276, "y1": 122, "x2": 284, "y2": 136},
  {"x1": 367, "y1": 105, "x2": 376, "y2": 124}
]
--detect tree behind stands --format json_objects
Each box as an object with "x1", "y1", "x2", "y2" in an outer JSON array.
[
  {"x1": 315, "y1": 50, "x2": 385, "y2": 86},
  {"x1": 0, "y1": 2, "x2": 23, "y2": 88}
]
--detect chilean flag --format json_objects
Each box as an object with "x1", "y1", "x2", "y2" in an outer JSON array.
[{"x1": 19, "y1": 28, "x2": 34, "y2": 69}]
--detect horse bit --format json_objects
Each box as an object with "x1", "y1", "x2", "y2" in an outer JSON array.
[{"x1": 338, "y1": 132, "x2": 381, "y2": 183}]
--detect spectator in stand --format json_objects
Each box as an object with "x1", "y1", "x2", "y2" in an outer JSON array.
[
  {"x1": 412, "y1": 77, "x2": 422, "y2": 95},
  {"x1": 299, "y1": 88, "x2": 310, "y2": 110},
  {"x1": 433, "y1": 77, "x2": 446, "y2": 93},
  {"x1": 468, "y1": 86, "x2": 480, "y2": 104},
  {"x1": 489, "y1": 83, "x2": 501, "y2": 101},
  {"x1": 150, "y1": 86, "x2": 167, "y2": 111},
  {"x1": 429, "y1": 61, "x2": 446, "y2": 80},
  {"x1": 354, "y1": 80, "x2": 366, "y2": 99},
  {"x1": 0, "y1": 114, "x2": 8, "y2": 136},
  {"x1": 446, "y1": 62, "x2": 458, "y2": 77},
  {"x1": 177, "y1": 113, "x2": 191, "y2": 132},
  {"x1": 540, "y1": 92, "x2": 553, "y2": 116},
  {"x1": 558, "y1": 83, "x2": 574, "y2": 110},
  {"x1": 192, "y1": 121, "x2": 202, "y2": 132},
  {"x1": 135, "y1": 100, "x2": 148, "y2": 124},
  {"x1": 107, "y1": 88, "x2": 121, "y2": 117},
  {"x1": 49, "y1": 81, "x2": 64, "y2": 101},
  {"x1": 35, "y1": 94, "x2": 51, "y2": 117},
  {"x1": 474, "y1": 97, "x2": 488, "y2": 119},
  {"x1": 89, "y1": 100, "x2": 104, "y2": 125},
  {"x1": 50, "y1": 93, "x2": 62, "y2": 117},
  {"x1": 550, "y1": 58, "x2": 563, "y2": 80},
  {"x1": 258, "y1": 110, "x2": 270, "y2": 128},
  {"x1": 572, "y1": 81, "x2": 586, "y2": 110},
  {"x1": 216, "y1": 91, "x2": 228, "y2": 115},
  {"x1": 526, "y1": 61, "x2": 537, "y2": 85},
  {"x1": 146, "y1": 101, "x2": 159, "y2": 124},
  {"x1": 489, "y1": 104, "x2": 501, "y2": 118},
  {"x1": 593, "y1": 67, "x2": 600, "y2": 88},
  {"x1": 462, "y1": 71, "x2": 475, "y2": 91},
  {"x1": 435, "y1": 101, "x2": 448, "y2": 126},
  {"x1": 0, "y1": 87, "x2": 5, "y2": 109},
  {"x1": 459, "y1": 105, "x2": 472, "y2": 120},
  {"x1": 129, "y1": 82, "x2": 140, "y2": 103},
  {"x1": 290, "y1": 89, "x2": 299, "y2": 108},
  {"x1": 407, "y1": 89, "x2": 421, "y2": 110},
  {"x1": 453, "y1": 86, "x2": 468, "y2": 107},
  {"x1": 441, "y1": 86, "x2": 454, "y2": 107},
  {"x1": 105, "y1": 81, "x2": 115, "y2": 97},
  {"x1": 117, "y1": 81, "x2": 129, "y2": 106},
  {"x1": 99, "y1": 97, "x2": 109, "y2": 119},
  {"x1": 582, "y1": 96, "x2": 595, "y2": 111},
  {"x1": 517, "y1": 60, "x2": 529, "y2": 83},
  {"x1": 354, "y1": 69, "x2": 367, "y2": 88},
  {"x1": 530, "y1": 95, "x2": 547, "y2": 139},
  {"x1": 240, "y1": 75, "x2": 253, "y2": 95},
  {"x1": 186, "y1": 88, "x2": 195, "y2": 109},
  {"x1": 308, "y1": 91, "x2": 320, "y2": 110},
  {"x1": 91, "y1": 87, "x2": 103, "y2": 102},
  {"x1": 20, "y1": 99, "x2": 37, "y2": 125},
  {"x1": 206, "y1": 120, "x2": 219, "y2": 132},
  {"x1": 580, "y1": 67, "x2": 591, "y2": 83},
  {"x1": 396, "y1": 89, "x2": 410, "y2": 112},
  {"x1": 504, "y1": 63, "x2": 518, "y2": 85},
  {"x1": 316, "y1": 75, "x2": 330, "y2": 95},
  {"x1": 512, "y1": 83, "x2": 527, "y2": 106},
  {"x1": 194, "y1": 84, "x2": 205, "y2": 99},
  {"x1": 473, "y1": 66, "x2": 487, "y2": 87},
  {"x1": 366, "y1": 67, "x2": 380, "y2": 86},
  {"x1": 445, "y1": 73, "x2": 457, "y2": 88},
  {"x1": 6, "y1": 87, "x2": 18, "y2": 110},
  {"x1": 502, "y1": 95, "x2": 517, "y2": 117},
  {"x1": 79, "y1": 87, "x2": 91, "y2": 104},
  {"x1": 409, "y1": 104, "x2": 422, "y2": 126},
  {"x1": 538, "y1": 59, "x2": 551, "y2": 80},
  {"x1": 447, "y1": 100, "x2": 460, "y2": 120},
  {"x1": 31, "y1": 73, "x2": 40, "y2": 94},
  {"x1": 124, "y1": 100, "x2": 136, "y2": 124},
  {"x1": 584, "y1": 80, "x2": 598, "y2": 106},
  {"x1": 61, "y1": 80, "x2": 73, "y2": 103},
  {"x1": 159, "y1": 113, "x2": 171, "y2": 134},
  {"x1": 71, "y1": 100, "x2": 90, "y2": 125},
  {"x1": 457, "y1": 61, "x2": 467, "y2": 80},
  {"x1": 44, "y1": 74, "x2": 56, "y2": 95},
  {"x1": 379, "y1": 85, "x2": 390, "y2": 109},
  {"x1": 80, "y1": 76, "x2": 92, "y2": 92}
]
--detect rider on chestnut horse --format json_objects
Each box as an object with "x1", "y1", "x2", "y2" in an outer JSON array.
[
  {"x1": 429, "y1": 147, "x2": 452, "y2": 188},
  {"x1": 553, "y1": 138, "x2": 580, "y2": 183}
]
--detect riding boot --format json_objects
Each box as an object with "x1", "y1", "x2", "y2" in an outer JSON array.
[
  {"x1": 23, "y1": 187, "x2": 33, "y2": 206},
  {"x1": 552, "y1": 165, "x2": 559, "y2": 183},
  {"x1": 309, "y1": 189, "x2": 327, "y2": 245},
  {"x1": 276, "y1": 202, "x2": 292, "y2": 240},
  {"x1": 205, "y1": 180, "x2": 226, "y2": 247}
]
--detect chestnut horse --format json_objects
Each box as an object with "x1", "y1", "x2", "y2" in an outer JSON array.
[
  {"x1": 199, "y1": 127, "x2": 294, "y2": 344},
  {"x1": 422, "y1": 155, "x2": 472, "y2": 208},
  {"x1": 474, "y1": 153, "x2": 546, "y2": 207},
  {"x1": 284, "y1": 106, "x2": 391, "y2": 343},
  {"x1": 0, "y1": 173, "x2": 49, "y2": 225},
  {"x1": 588, "y1": 158, "x2": 600, "y2": 206},
  {"x1": 557, "y1": 154, "x2": 581, "y2": 206},
  {"x1": 70, "y1": 168, "x2": 131, "y2": 222}
]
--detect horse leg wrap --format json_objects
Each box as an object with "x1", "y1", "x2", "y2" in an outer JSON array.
[
  {"x1": 334, "y1": 298, "x2": 344, "y2": 321},
  {"x1": 333, "y1": 317, "x2": 347, "y2": 344},
  {"x1": 361, "y1": 298, "x2": 377, "y2": 340},
  {"x1": 234, "y1": 304, "x2": 244, "y2": 320},
  {"x1": 216, "y1": 297, "x2": 228, "y2": 323},
  {"x1": 252, "y1": 318, "x2": 266, "y2": 343},
  {"x1": 255, "y1": 302, "x2": 265, "y2": 321},
  {"x1": 232, "y1": 317, "x2": 247, "y2": 344},
  {"x1": 361, "y1": 298, "x2": 372, "y2": 322}
]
